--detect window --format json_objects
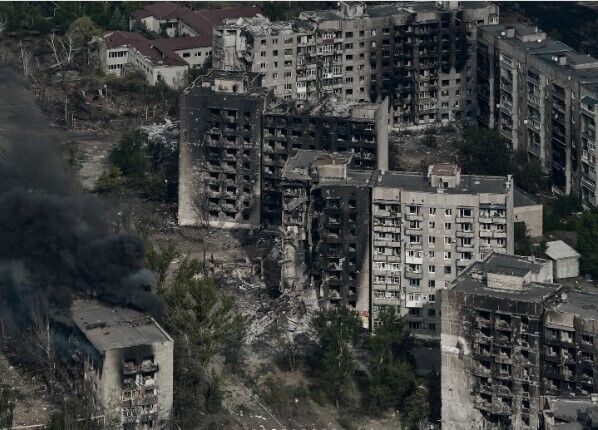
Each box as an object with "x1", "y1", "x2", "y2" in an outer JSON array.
[
  {"x1": 444, "y1": 237, "x2": 452, "y2": 245},
  {"x1": 444, "y1": 223, "x2": 452, "y2": 231},
  {"x1": 260, "y1": 51, "x2": 266, "y2": 57},
  {"x1": 444, "y1": 251, "x2": 452, "y2": 259},
  {"x1": 429, "y1": 208, "x2": 436, "y2": 215},
  {"x1": 428, "y1": 280, "x2": 436, "y2": 289},
  {"x1": 429, "y1": 294, "x2": 436, "y2": 301},
  {"x1": 429, "y1": 221, "x2": 435, "y2": 229},
  {"x1": 429, "y1": 251, "x2": 435, "y2": 258},
  {"x1": 182, "y1": 52, "x2": 190, "y2": 58},
  {"x1": 409, "y1": 279, "x2": 421, "y2": 287},
  {"x1": 428, "y1": 237, "x2": 436, "y2": 245},
  {"x1": 445, "y1": 209, "x2": 452, "y2": 216},
  {"x1": 272, "y1": 50, "x2": 279, "y2": 56},
  {"x1": 444, "y1": 266, "x2": 452, "y2": 274},
  {"x1": 428, "y1": 309, "x2": 436, "y2": 317},
  {"x1": 459, "y1": 208, "x2": 472, "y2": 217},
  {"x1": 428, "y1": 265, "x2": 435, "y2": 273}
]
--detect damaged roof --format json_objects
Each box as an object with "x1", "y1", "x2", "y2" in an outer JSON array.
[
  {"x1": 266, "y1": 97, "x2": 380, "y2": 119},
  {"x1": 550, "y1": 290, "x2": 598, "y2": 320},
  {"x1": 282, "y1": 150, "x2": 353, "y2": 182},
  {"x1": 103, "y1": 31, "x2": 187, "y2": 67},
  {"x1": 71, "y1": 299, "x2": 172, "y2": 352}
]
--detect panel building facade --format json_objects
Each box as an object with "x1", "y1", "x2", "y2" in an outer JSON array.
[
  {"x1": 213, "y1": 1, "x2": 498, "y2": 129},
  {"x1": 281, "y1": 157, "x2": 514, "y2": 333},
  {"x1": 71, "y1": 300, "x2": 174, "y2": 430},
  {"x1": 441, "y1": 254, "x2": 598, "y2": 429},
  {"x1": 477, "y1": 23, "x2": 598, "y2": 207}
]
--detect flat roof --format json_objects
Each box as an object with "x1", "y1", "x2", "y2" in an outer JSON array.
[
  {"x1": 545, "y1": 240, "x2": 580, "y2": 260},
  {"x1": 71, "y1": 299, "x2": 172, "y2": 352},
  {"x1": 551, "y1": 290, "x2": 598, "y2": 320},
  {"x1": 320, "y1": 170, "x2": 374, "y2": 188},
  {"x1": 282, "y1": 150, "x2": 353, "y2": 182},
  {"x1": 372, "y1": 170, "x2": 510, "y2": 195},
  {"x1": 545, "y1": 396, "x2": 598, "y2": 423},
  {"x1": 265, "y1": 97, "x2": 380, "y2": 119},
  {"x1": 451, "y1": 254, "x2": 560, "y2": 302}
]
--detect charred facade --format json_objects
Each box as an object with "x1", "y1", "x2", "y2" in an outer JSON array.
[
  {"x1": 213, "y1": 1, "x2": 498, "y2": 129},
  {"x1": 71, "y1": 300, "x2": 174, "y2": 430},
  {"x1": 441, "y1": 254, "x2": 598, "y2": 429},
  {"x1": 261, "y1": 97, "x2": 388, "y2": 225},
  {"x1": 178, "y1": 70, "x2": 272, "y2": 228}
]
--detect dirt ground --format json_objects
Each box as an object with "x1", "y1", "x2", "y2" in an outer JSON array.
[
  {"x1": 0, "y1": 352, "x2": 54, "y2": 428},
  {"x1": 389, "y1": 126, "x2": 462, "y2": 172},
  {"x1": 65, "y1": 130, "x2": 117, "y2": 190}
]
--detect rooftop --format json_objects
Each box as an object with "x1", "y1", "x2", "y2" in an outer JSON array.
[
  {"x1": 450, "y1": 254, "x2": 560, "y2": 302},
  {"x1": 71, "y1": 299, "x2": 172, "y2": 352},
  {"x1": 282, "y1": 150, "x2": 353, "y2": 182},
  {"x1": 545, "y1": 240, "x2": 580, "y2": 260},
  {"x1": 153, "y1": 34, "x2": 212, "y2": 51},
  {"x1": 514, "y1": 186, "x2": 541, "y2": 207},
  {"x1": 184, "y1": 69, "x2": 267, "y2": 96},
  {"x1": 372, "y1": 170, "x2": 510, "y2": 195},
  {"x1": 544, "y1": 396, "x2": 598, "y2": 425},
  {"x1": 103, "y1": 31, "x2": 187, "y2": 67},
  {"x1": 551, "y1": 290, "x2": 598, "y2": 320},
  {"x1": 265, "y1": 97, "x2": 380, "y2": 119}
]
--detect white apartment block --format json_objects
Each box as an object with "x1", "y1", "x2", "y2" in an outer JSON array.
[{"x1": 370, "y1": 164, "x2": 514, "y2": 337}]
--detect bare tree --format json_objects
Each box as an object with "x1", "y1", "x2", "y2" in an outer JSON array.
[
  {"x1": 30, "y1": 301, "x2": 56, "y2": 377},
  {"x1": 191, "y1": 183, "x2": 212, "y2": 229},
  {"x1": 0, "y1": 19, "x2": 6, "y2": 37},
  {"x1": 18, "y1": 41, "x2": 32, "y2": 78},
  {"x1": 47, "y1": 32, "x2": 75, "y2": 69}
]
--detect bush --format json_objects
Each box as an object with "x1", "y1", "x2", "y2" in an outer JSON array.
[
  {"x1": 95, "y1": 166, "x2": 124, "y2": 192},
  {"x1": 423, "y1": 134, "x2": 437, "y2": 149},
  {"x1": 109, "y1": 130, "x2": 148, "y2": 178}
]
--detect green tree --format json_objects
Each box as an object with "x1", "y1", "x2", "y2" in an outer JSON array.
[
  {"x1": 0, "y1": 385, "x2": 15, "y2": 430},
  {"x1": 108, "y1": 6, "x2": 127, "y2": 31},
  {"x1": 161, "y1": 258, "x2": 247, "y2": 365},
  {"x1": 456, "y1": 127, "x2": 511, "y2": 176},
  {"x1": 404, "y1": 383, "x2": 430, "y2": 430},
  {"x1": 510, "y1": 150, "x2": 550, "y2": 194},
  {"x1": 68, "y1": 16, "x2": 102, "y2": 47},
  {"x1": 311, "y1": 305, "x2": 361, "y2": 409},
  {"x1": 144, "y1": 240, "x2": 179, "y2": 290},
  {"x1": 366, "y1": 308, "x2": 415, "y2": 413},
  {"x1": 515, "y1": 222, "x2": 534, "y2": 256},
  {"x1": 577, "y1": 208, "x2": 598, "y2": 277},
  {"x1": 109, "y1": 130, "x2": 148, "y2": 178}
]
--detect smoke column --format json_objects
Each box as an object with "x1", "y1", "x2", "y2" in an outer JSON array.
[{"x1": 0, "y1": 67, "x2": 161, "y2": 328}]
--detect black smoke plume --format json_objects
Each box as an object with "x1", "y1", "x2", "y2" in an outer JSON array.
[{"x1": 0, "y1": 67, "x2": 161, "y2": 328}]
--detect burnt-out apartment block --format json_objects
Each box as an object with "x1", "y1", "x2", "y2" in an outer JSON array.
[
  {"x1": 213, "y1": 1, "x2": 498, "y2": 129},
  {"x1": 261, "y1": 97, "x2": 388, "y2": 225},
  {"x1": 281, "y1": 150, "x2": 372, "y2": 325},
  {"x1": 441, "y1": 254, "x2": 598, "y2": 429},
  {"x1": 371, "y1": 164, "x2": 514, "y2": 336},
  {"x1": 477, "y1": 23, "x2": 598, "y2": 207},
  {"x1": 441, "y1": 254, "x2": 558, "y2": 429},
  {"x1": 178, "y1": 70, "x2": 271, "y2": 228},
  {"x1": 71, "y1": 300, "x2": 174, "y2": 429}
]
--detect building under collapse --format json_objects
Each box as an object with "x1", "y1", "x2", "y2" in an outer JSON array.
[
  {"x1": 281, "y1": 156, "x2": 514, "y2": 332},
  {"x1": 71, "y1": 300, "x2": 174, "y2": 430},
  {"x1": 213, "y1": 1, "x2": 498, "y2": 129},
  {"x1": 440, "y1": 254, "x2": 598, "y2": 429},
  {"x1": 178, "y1": 70, "x2": 387, "y2": 227},
  {"x1": 477, "y1": 23, "x2": 598, "y2": 207}
]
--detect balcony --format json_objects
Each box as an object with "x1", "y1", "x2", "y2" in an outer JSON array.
[
  {"x1": 404, "y1": 270, "x2": 423, "y2": 280},
  {"x1": 122, "y1": 362, "x2": 159, "y2": 375}
]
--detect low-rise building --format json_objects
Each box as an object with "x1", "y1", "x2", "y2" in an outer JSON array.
[
  {"x1": 71, "y1": 299, "x2": 174, "y2": 430},
  {"x1": 542, "y1": 396, "x2": 598, "y2": 429},
  {"x1": 545, "y1": 240, "x2": 580, "y2": 279}
]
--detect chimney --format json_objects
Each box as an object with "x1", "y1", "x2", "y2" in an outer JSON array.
[
  {"x1": 560, "y1": 291, "x2": 568, "y2": 301},
  {"x1": 558, "y1": 55, "x2": 567, "y2": 66},
  {"x1": 505, "y1": 26, "x2": 515, "y2": 39}
]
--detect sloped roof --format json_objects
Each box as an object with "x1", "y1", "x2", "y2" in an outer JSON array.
[
  {"x1": 153, "y1": 34, "x2": 212, "y2": 51},
  {"x1": 545, "y1": 240, "x2": 580, "y2": 260},
  {"x1": 104, "y1": 31, "x2": 146, "y2": 49},
  {"x1": 132, "y1": 2, "x2": 185, "y2": 20}
]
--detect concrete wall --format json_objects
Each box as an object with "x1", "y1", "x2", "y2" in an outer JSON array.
[
  {"x1": 514, "y1": 204, "x2": 543, "y2": 238},
  {"x1": 174, "y1": 46, "x2": 211, "y2": 67},
  {"x1": 554, "y1": 256, "x2": 579, "y2": 279}
]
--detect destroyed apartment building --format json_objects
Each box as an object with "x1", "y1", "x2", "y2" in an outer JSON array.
[
  {"x1": 441, "y1": 253, "x2": 598, "y2": 429},
  {"x1": 213, "y1": 1, "x2": 499, "y2": 129},
  {"x1": 280, "y1": 156, "x2": 514, "y2": 333},
  {"x1": 178, "y1": 69, "x2": 388, "y2": 228},
  {"x1": 71, "y1": 300, "x2": 174, "y2": 430}
]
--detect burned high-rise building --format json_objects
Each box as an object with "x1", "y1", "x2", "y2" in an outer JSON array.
[
  {"x1": 71, "y1": 300, "x2": 174, "y2": 429},
  {"x1": 281, "y1": 150, "x2": 372, "y2": 325},
  {"x1": 178, "y1": 70, "x2": 272, "y2": 228},
  {"x1": 178, "y1": 70, "x2": 388, "y2": 228},
  {"x1": 261, "y1": 97, "x2": 388, "y2": 225},
  {"x1": 213, "y1": 1, "x2": 498, "y2": 129},
  {"x1": 441, "y1": 253, "x2": 598, "y2": 429}
]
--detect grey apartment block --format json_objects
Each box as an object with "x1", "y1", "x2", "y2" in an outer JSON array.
[
  {"x1": 281, "y1": 157, "x2": 514, "y2": 334},
  {"x1": 178, "y1": 70, "x2": 272, "y2": 228},
  {"x1": 213, "y1": 1, "x2": 498, "y2": 129},
  {"x1": 371, "y1": 164, "x2": 514, "y2": 336},
  {"x1": 477, "y1": 23, "x2": 598, "y2": 207},
  {"x1": 71, "y1": 300, "x2": 174, "y2": 430},
  {"x1": 440, "y1": 254, "x2": 598, "y2": 429}
]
